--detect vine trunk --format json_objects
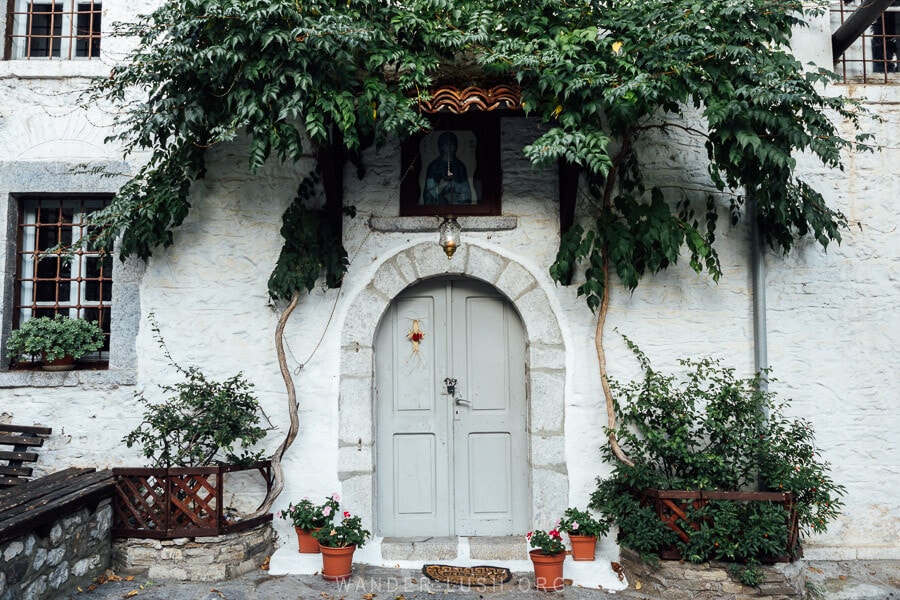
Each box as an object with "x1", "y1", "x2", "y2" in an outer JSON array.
[{"x1": 248, "y1": 289, "x2": 301, "y2": 517}]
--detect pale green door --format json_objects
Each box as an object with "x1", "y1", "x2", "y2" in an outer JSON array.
[{"x1": 375, "y1": 278, "x2": 529, "y2": 537}]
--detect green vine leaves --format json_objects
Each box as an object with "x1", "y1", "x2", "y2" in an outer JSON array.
[
  {"x1": 85, "y1": 0, "x2": 871, "y2": 310},
  {"x1": 267, "y1": 172, "x2": 349, "y2": 301}
]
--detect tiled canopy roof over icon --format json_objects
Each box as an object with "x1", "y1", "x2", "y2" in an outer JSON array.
[{"x1": 417, "y1": 84, "x2": 523, "y2": 114}]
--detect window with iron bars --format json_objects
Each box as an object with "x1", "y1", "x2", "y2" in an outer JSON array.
[
  {"x1": 4, "y1": 0, "x2": 101, "y2": 59},
  {"x1": 13, "y1": 197, "x2": 112, "y2": 363},
  {"x1": 833, "y1": 0, "x2": 900, "y2": 83}
]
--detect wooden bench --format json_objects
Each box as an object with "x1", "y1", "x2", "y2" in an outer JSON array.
[
  {"x1": 0, "y1": 424, "x2": 52, "y2": 488},
  {"x1": 0, "y1": 467, "x2": 115, "y2": 545}
]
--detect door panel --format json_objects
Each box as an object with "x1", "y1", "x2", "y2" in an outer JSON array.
[
  {"x1": 466, "y1": 297, "x2": 510, "y2": 411},
  {"x1": 394, "y1": 296, "x2": 438, "y2": 412},
  {"x1": 394, "y1": 433, "x2": 437, "y2": 515},
  {"x1": 452, "y1": 281, "x2": 528, "y2": 535},
  {"x1": 376, "y1": 278, "x2": 528, "y2": 537},
  {"x1": 376, "y1": 285, "x2": 451, "y2": 536},
  {"x1": 467, "y1": 433, "x2": 512, "y2": 515}
]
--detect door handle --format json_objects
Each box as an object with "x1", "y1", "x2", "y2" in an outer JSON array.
[{"x1": 454, "y1": 398, "x2": 470, "y2": 406}]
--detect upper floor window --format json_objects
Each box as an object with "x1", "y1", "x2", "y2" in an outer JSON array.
[
  {"x1": 832, "y1": 0, "x2": 900, "y2": 83},
  {"x1": 5, "y1": 0, "x2": 101, "y2": 60},
  {"x1": 13, "y1": 196, "x2": 112, "y2": 361}
]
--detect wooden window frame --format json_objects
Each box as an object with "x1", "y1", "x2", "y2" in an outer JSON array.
[
  {"x1": 4, "y1": 0, "x2": 101, "y2": 60},
  {"x1": 12, "y1": 195, "x2": 112, "y2": 362}
]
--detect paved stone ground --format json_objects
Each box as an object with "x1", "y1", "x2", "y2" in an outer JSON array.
[
  {"x1": 803, "y1": 560, "x2": 900, "y2": 600},
  {"x1": 64, "y1": 560, "x2": 900, "y2": 600}
]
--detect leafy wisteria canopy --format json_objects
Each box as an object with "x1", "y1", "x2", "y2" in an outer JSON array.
[{"x1": 90, "y1": 0, "x2": 869, "y2": 306}]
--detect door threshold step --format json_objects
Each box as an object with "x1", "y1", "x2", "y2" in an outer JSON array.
[{"x1": 381, "y1": 536, "x2": 527, "y2": 561}]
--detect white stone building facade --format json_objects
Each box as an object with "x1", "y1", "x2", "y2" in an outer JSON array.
[{"x1": 0, "y1": 1, "x2": 897, "y2": 569}]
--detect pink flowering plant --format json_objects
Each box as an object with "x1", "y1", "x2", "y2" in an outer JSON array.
[
  {"x1": 313, "y1": 511, "x2": 371, "y2": 548},
  {"x1": 278, "y1": 493, "x2": 340, "y2": 530},
  {"x1": 559, "y1": 507, "x2": 609, "y2": 538},
  {"x1": 526, "y1": 528, "x2": 565, "y2": 555}
]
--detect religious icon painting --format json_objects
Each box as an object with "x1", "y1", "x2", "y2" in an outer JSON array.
[{"x1": 400, "y1": 113, "x2": 501, "y2": 217}]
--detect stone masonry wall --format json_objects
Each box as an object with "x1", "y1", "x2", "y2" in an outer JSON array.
[
  {"x1": 111, "y1": 522, "x2": 274, "y2": 582},
  {"x1": 620, "y1": 548, "x2": 807, "y2": 600},
  {"x1": 0, "y1": 499, "x2": 112, "y2": 600}
]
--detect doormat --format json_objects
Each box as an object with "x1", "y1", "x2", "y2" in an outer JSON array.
[{"x1": 422, "y1": 564, "x2": 513, "y2": 586}]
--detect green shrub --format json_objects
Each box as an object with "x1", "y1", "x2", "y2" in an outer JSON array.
[
  {"x1": 123, "y1": 317, "x2": 268, "y2": 467},
  {"x1": 590, "y1": 338, "x2": 844, "y2": 585}
]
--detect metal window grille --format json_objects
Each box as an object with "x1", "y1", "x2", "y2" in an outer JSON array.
[
  {"x1": 5, "y1": 0, "x2": 101, "y2": 59},
  {"x1": 833, "y1": 1, "x2": 900, "y2": 83},
  {"x1": 13, "y1": 197, "x2": 112, "y2": 360}
]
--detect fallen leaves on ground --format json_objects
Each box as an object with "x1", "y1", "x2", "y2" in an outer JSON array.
[
  {"x1": 96, "y1": 570, "x2": 123, "y2": 585},
  {"x1": 808, "y1": 566, "x2": 824, "y2": 574},
  {"x1": 260, "y1": 556, "x2": 270, "y2": 571},
  {"x1": 635, "y1": 581, "x2": 642, "y2": 590},
  {"x1": 362, "y1": 594, "x2": 377, "y2": 599},
  {"x1": 123, "y1": 591, "x2": 139, "y2": 598},
  {"x1": 210, "y1": 589, "x2": 226, "y2": 598},
  {"x1": 611, "y1": 562, "x2": 625, "y2": 582}
]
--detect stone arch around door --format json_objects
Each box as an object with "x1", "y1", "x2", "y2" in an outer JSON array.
[{"x1": 338, "y1": 242, "x2": 568, "y2": 535}]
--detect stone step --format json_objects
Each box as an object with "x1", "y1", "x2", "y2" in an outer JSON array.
[
  {"x1": 381, "y1": 536, "x2": 528, "y2": 561},
  {"x1": 381, "y1": 537, "x2": 457, "y2": 560},
  {"x1": 468, "y1": 536, "x2": 529, "y2": 561}
]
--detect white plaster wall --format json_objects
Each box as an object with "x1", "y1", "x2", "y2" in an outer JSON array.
[{"x1": 0, "y1": 8, "x2": 897, "y2": 560}]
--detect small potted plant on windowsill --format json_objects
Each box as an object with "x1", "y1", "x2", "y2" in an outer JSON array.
[
  {"x1": 526, "y1": 527, "x2": 566, "y2": 591},
  {"x1": 313, "y1": 511, "x2": 370, "y2": 581},
  {"x1": 559, "y1": 507, "x2": 609, "y2": 561},
  {"x1": 278, "y1": 494, "x2": 341, "y2": 553},
  {"x1": 6, "y1": 314, "x2": 104, "y2": 370}
]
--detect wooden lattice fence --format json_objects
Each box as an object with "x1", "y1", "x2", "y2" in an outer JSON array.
[
  {"x1": 112, "y1": 462, "x2": 272, "y2": 539},
  {"x1": 639, "y1": 488, "x2": 800, "y2": 563}
]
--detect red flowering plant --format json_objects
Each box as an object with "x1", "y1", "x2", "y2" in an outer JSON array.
[
  {"x1": 313, "y1": 511, "x2": 371, "y2": 548},
  {"x1": 526, "y1": 528, "x2": 565, "y2": 555},
  {"x1": 278, "y1": 493, "x2": 340, "y2": 530}
]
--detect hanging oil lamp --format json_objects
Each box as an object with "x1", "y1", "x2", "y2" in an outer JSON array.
[{"x1": 438, "y1": 216, "x2": 461, "y2": 259}]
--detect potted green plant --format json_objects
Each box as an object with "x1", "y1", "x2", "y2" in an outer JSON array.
[
  {"x1": 559, "y1": 507, "x2": 609, "y2": 561},
  {"x1": 111, "y1": 317, "x2": 272, "y2": 539},
  {"x1": 526, "y1": 528, "x2": 566, "y2": 591},
  {"x1": 313, "y1": 511, "x2": 370, "y2": 581},
  {"x1": 278, "y1": 494, "x2": 341, "y2": 553},
  {"x1": 6, "y1": 314, "x2": 104, "y2": 370},
  {"x1": 123, "y1": 367, "x2": 267, "y2": 468},
  {"x1": 590, "y1": 340, "x2": 844, "y2": 586}
]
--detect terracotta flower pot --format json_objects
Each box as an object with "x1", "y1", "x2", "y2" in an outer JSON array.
[
  {"x1": 295, "y1": 527, "x2": 322, "y2": 553},
  {"x1": 568, "y1": 534, "x2": 597, "y2": 561},
  {"x1": 320, "y1": 545, "x2": 356, "y2": 581},
  {"x1": 41, "y1": 354, "x2": 75, "y2": 371},
  {"x1": 529, "y1": 549, "x2": 565, "y2": 591}
]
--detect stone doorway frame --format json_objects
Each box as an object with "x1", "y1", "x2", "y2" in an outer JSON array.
[{"x1": 337, "y1": 242, "x2": 568, "y2": 534}]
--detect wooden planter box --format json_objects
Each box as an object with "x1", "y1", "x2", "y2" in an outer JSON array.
[
  {"x1": 112, "y1": 461, "x2": 273, "y2": 539},
  {"x1": 639, "y1": 488, "x2": 800, "y2": 563}
]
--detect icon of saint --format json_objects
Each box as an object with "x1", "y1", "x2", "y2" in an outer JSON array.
[{"x1": 424, "y1": 132, "x2": 473, "y2": 205}]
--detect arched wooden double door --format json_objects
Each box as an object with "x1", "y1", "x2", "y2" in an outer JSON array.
[{"x1": 375, "y1": 277, "x2": 529, "y2": 536}]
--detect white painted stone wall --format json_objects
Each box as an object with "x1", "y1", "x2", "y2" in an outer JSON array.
[{"x1": 0, "y1": 5, "x2": 896, "y2": 563}]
